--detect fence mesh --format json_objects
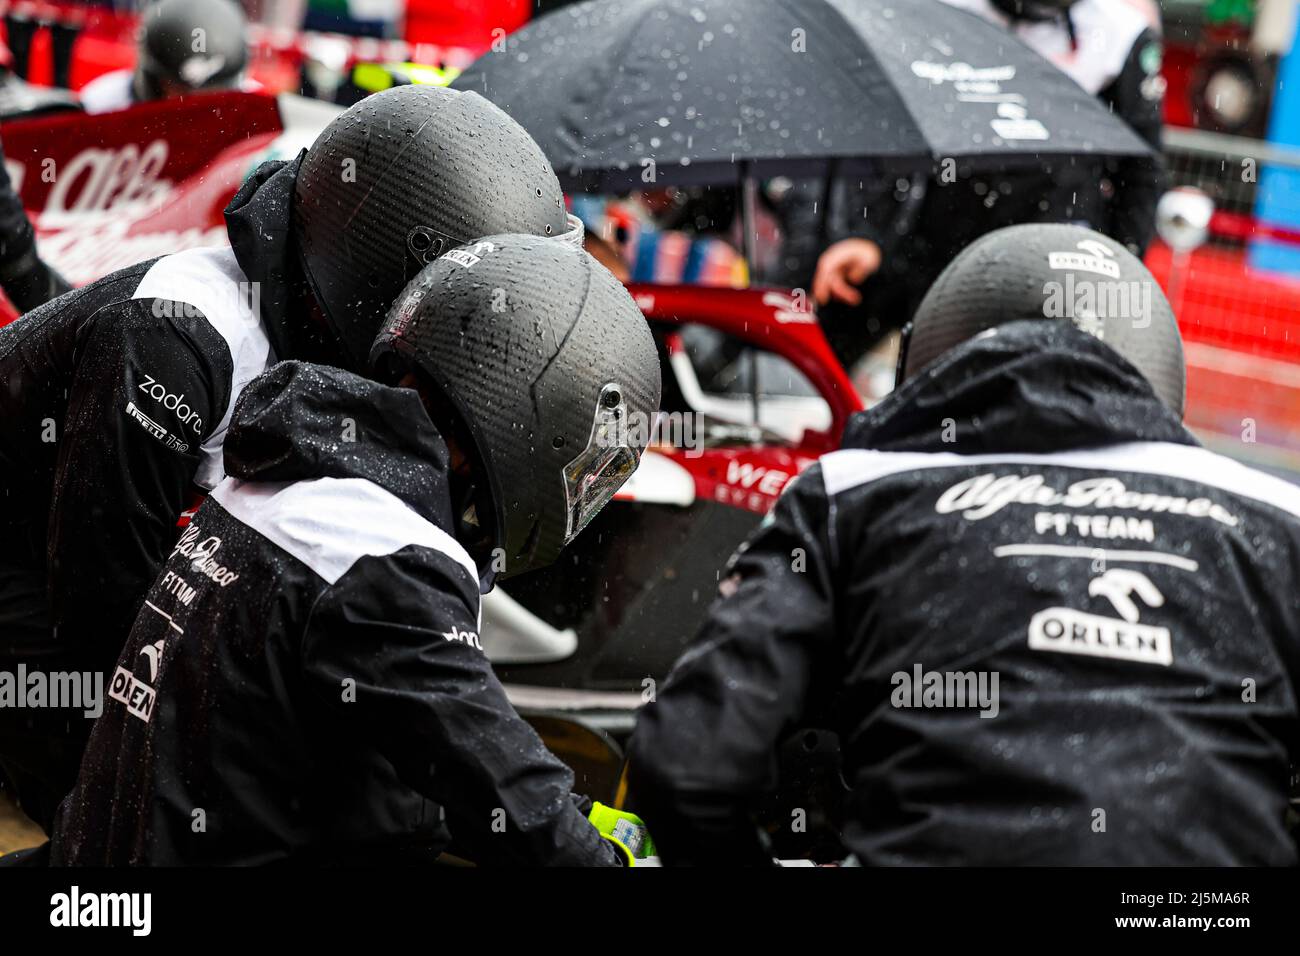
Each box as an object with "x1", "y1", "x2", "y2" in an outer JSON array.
[{"x1": 1153, "y1": 128, "x2": 1300, "y2": 477}]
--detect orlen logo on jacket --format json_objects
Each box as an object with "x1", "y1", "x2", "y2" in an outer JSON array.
[{"x1": 139, "y1": 373, "x2": 203, "y2": 435}]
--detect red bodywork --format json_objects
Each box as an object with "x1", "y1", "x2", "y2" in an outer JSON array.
[{"x1": 625, "y1": 284, "x2": 864, "y2": 514}]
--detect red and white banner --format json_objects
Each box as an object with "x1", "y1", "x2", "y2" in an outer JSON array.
[{"x1": 0, "y1": 90, "x2": 326, "y2": 321}]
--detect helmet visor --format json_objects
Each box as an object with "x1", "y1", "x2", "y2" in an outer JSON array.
[{"x1": 562, "y1": 384, "x2": 638, "y2": 543}]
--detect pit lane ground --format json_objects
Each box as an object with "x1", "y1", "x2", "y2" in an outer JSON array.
[{"x1": 0, "y1": 793, "x2": 42, "y2": 855}]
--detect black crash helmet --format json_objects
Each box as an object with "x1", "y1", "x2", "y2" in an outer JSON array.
[
  {"x1": 371, "y1": 234, "x2": 662, "y2": 578},
  {"x1": 293, "y1": 84, "x2": 581, "y2": 370},
  {"x1": 991, "y1": 0, "x2": 1082, "y2": 19},
  {"x1": 899, "y1": 222, "x2": 1185, "y2": 416},
  {"x1": 134, "y1": 0, "x2": 249, "y2": 99}
]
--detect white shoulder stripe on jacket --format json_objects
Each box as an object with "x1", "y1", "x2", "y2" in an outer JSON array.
[
  {"x1": 134, "y1": 245, "x2": 276, "y2": 491},
  {"x1": 820, "y1": 442, "x2": 1300, "y2": 521},
  {"x1": 210, "y1": 476, "x2": 480, "y2": 607}
]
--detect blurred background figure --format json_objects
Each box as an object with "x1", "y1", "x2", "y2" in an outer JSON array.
[
  {"x1": 0, "y1": 134, "x2": 68, "y2": 313},
  {"x1": 571, "y1": 189, "x2": 753, "y2": 288},
  {"x1": 808, "y1": 0, "x2": 1167, "y2": 369},
  {"x1": 946, "y1": 0, "x2": 1166, "y2": 252},
  {"x1": 79, "y1": 0, "x2": 252, "y2": 113},
  {"x1": 0, "y1": 35, "x2": 78, "y2": 123}
]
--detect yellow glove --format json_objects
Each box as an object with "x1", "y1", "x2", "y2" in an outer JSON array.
[{"x1": 588, "y1": 802, "x2": 656, "y2": 865}]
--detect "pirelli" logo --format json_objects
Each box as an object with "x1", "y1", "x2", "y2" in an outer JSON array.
[{"x1": 125, "y1": 401, "x2": 189, "y2": 453}]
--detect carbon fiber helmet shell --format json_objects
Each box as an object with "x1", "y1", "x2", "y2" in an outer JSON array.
[
  {"x1": 991, "y1": 0, "x2": 1081, "y2": 18},
  {"x1": 293, "y1": 85, "x2": 570, "y2": 370},
  {"x1": 900, "y1": 223, "x2": 1185, "y2": 416},
  {"x1": 372, "y1": 234, "x2": 662, "y2": 578},
  {"x1": 135, "y1": 0, "x2": 249, "y2": 98}
]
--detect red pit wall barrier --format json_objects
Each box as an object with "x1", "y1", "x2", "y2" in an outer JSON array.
[{"x1": 1145, "y1": 241, "x2": 1300, "y2": 471}]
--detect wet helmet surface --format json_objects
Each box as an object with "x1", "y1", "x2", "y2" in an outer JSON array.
[
  {"x1": 900, "y1": 222, "x2": 1185, "y2": 415},
  {"x1": 135, "y1": 0, "x2": 249, "y2": 97},
  {"x1": 293, "y1": 84, "x2": 573, "y2": 370},
  {"x1": 372, "y1": 234, "x2": 662, "y2": 578}
]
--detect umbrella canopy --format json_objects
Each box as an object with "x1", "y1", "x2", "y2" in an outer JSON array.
[{"x1": 454, "y1": 0, "x2": 1153, "y2": 191}]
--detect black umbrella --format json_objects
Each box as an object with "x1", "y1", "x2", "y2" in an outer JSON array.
[{"x1": 454, "y1": 0, "x2": 1152, "y2": 193}]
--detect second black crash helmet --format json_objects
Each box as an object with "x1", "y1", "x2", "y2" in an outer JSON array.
[
  {"x1": 134, "y1": 0, "x2": 249, "y2": 98},
  {"x1": 294, "y1": 84, "x2": 576, "y2": 369},
  {"x1": 372, "y1": 234, "x2": 662, "y2": 578},
  {"x1": 899, "y1": 223, "x2": 1186, "y2": 416},
  {"x1": 991, "y1": 0, "x2": 1082, "y2": 19}
]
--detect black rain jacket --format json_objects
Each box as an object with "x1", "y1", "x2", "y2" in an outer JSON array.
[
  {"x1": 630, "y1": 321, "x2": 1300, "y2": 866},
  {"x1": 50, "y1": 361, "x2": 618, "y2": 866}
]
